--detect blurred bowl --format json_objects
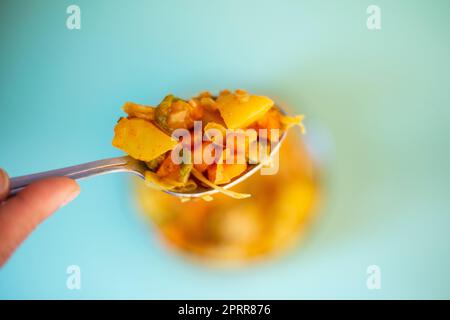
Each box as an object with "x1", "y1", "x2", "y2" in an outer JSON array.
[{"x1": 134, "y1": 129, "x2": 319, "y2": 265}]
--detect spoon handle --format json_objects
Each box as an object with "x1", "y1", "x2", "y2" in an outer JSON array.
[{"x1": 9, "y1": 156, "x2": 129, "y2": 196}]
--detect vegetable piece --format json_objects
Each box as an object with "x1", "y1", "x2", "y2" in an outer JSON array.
[
  {"x1": 154, "y1": 94, "x2": 175, "y2": 133},
  {"x1": 206, "y1": 145, "x2": 247, "y2": 184},
  {"x1": 112, "y1": 118, "x2": 178, "y2": 161},
  {"x1": 188, "y1": 99, "x2": 204, "y2": 119},
  {"x1": 123, "y1": 102, "x2": 155, "y2": 121},
  {"x1": 145, "y1": 149, "x2": 196, "y2": 192},
  {"x1": 213, "y1": 163, "x2": 248, "y2": 185},
  {"x1": 179, "y1": 163, "x2": 193, "y2": 184},
  {"x1": 155, "y1": 95, "x2": 197, "y2": 132},
  {"x1": 206, "y1": 164, "x2": 217, "y2": 183},
  {"x1": 156, "y1": 152, "x2": 193, "y2": 186},
  {"x1": 216, "y1": 91, "x2": 274, "y2": 129},
  {"x1": 167, "y1": 100, "x2": 194, "y2": 130},
  {"x1": 156, "y1": 154, "x2": 180, "y2": 180},
  {"x1": 145, "y1": 154, "x2": 166, "y2": 171}
]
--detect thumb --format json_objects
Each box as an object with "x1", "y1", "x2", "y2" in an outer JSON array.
[{"x1": 0, "y1": 175, "x2": 79, "y2": 267}]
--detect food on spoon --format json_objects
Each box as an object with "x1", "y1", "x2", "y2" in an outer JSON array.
[
  {"x1": 112, "y1": 89, "x2": 304, "y2": 198},
  {"x1": 112, "y1": 118, "x2": 177, "y2": 161},
  {"x1": 216, "y1": 90, "x2": 274, "y2": 129},
  {"x1": 122, "y1": 102, "x2": 155, "y2": 121}
]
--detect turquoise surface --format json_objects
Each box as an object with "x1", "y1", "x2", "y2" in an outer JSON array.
[{"x1": 0, "y1": 0, "x2": 449, "y2": 299}]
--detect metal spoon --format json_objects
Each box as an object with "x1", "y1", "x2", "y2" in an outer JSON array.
[
  {"x1": 8, "y1": 107, "x2": 289, "y2": 198},
  {"x1": 8, "y1": 133, "x2": 286, "y2": 198}
]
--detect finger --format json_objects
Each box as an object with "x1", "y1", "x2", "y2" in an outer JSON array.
[
  {"x1": 0, "y1": 177, "x2": 80, "y2": 267},
  {"x1": 0, "y1": 168, "x2": 9, "y2": 201}
]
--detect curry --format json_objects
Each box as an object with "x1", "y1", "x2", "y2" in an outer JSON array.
[{"x1": 112, "y1": 90, "x2": 304, "y2": 199}]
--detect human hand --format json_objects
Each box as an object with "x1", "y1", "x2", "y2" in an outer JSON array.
[{"x1": 0, "y1": 168, "x2": 79, "y2": 267}]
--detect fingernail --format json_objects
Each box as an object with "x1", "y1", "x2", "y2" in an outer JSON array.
[
  {"x1": 60, "y1": 187, "x2": 80, "y2": 208},
  {"x1": 0, "y1": 168, "x2": 10, "y2": 196}
]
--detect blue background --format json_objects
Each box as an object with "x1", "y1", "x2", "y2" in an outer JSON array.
[{"x1": 0, "y1": 0, "x2": 449, "y2": 299}]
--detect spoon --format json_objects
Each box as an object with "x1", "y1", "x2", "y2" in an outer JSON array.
[
  {"x1": 8, "y1": 133, "x2": 286, "y2": 199},
  {"x1": 8, "y1": 106, "x2": 289, "y2": 198}
]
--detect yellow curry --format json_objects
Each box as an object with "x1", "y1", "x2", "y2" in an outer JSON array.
[{"x1": 112, "y1": 90, "x2": 304, "y2": 199}]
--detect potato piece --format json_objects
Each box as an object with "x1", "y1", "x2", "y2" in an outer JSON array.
[
  {"x1": 216, "y1": 91, "x2": 274, "y2": 129},
  {"x1": 112, "y1": 118, "x2": 177, "y2": 161}
]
